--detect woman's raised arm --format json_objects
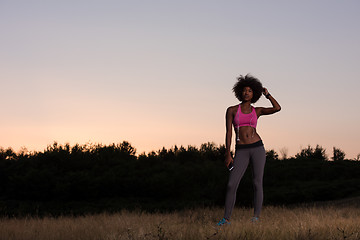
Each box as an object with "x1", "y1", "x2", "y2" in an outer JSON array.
[{"x1": 258, "y1": 88, "x2": 281, "y2": 116}]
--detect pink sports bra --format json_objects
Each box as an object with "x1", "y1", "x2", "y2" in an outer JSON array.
[{"x1": 233, "y1": 105, "x2": 258, "y2": 129}]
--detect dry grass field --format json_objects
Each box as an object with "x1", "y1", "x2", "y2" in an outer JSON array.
[{"x1": 1, "y1": 198, "x2": 360, "y2": 240}]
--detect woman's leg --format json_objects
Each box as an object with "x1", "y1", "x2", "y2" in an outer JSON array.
[
  {"x1": 224, "y1": 149, "x2": 250, "y2": 220},
  {"x1": 250, "y1": 145, "x2": 266, "y2": 217}
]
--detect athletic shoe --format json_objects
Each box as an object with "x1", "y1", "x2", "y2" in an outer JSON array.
[
  {"x1": 250, "y1": 217, "x2": 259, "y2": 223},
  {"x1": 216, "y1": 218, "x2": 230, "y2": 226}
]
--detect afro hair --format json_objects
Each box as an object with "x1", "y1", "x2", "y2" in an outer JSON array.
[{"x1": 232, "y1": 74, "x2": 263, "y2": 103}]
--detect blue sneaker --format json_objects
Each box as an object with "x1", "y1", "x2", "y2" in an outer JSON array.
[
  {"x1": 217, "y1": 218, "x2": 230, "y2": 226},
  {"x1": 250, "y1": 217, "x2": 259, "y2": 223}
]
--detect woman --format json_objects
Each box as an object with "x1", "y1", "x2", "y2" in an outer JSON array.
[{"x1": 217, "y1": 74, "x2": 281, "y2": 226}]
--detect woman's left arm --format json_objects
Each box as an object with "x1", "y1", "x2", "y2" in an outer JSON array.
[{"x1": 257, "y1": 87, "x2": 281, "y2": 116}]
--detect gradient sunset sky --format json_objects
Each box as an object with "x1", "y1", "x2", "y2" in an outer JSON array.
[{"x1": 1, "y1": 0, "x2": 359, "y2": 159}]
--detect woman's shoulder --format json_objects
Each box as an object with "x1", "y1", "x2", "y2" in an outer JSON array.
[
  {"x1": 227, "y1": 104, "x2": 239, "y2": 111},
  {"x1": 254, "y1": 106, "x2": 264, "y2": 116},
  {"x1": 226, "y1": 104, "x2": 240, "y2": 115}
]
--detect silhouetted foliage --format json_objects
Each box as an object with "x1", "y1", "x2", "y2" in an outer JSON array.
[
  {"x1": 266, "y1": 149, "x2": 279, "y2": 161},
  {"x1": 0, "y1": 142, "x2": 359, "y2": 217},
  {"x1": 295, "y1": 145, "x2": 327, "y2": 161},
  {"x1": 332, "y1": 147, "x2": 346, "y2": 161}
]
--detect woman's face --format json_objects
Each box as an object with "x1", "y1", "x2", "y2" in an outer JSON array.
[{"x1": 242, "y1": 87, "x2": 253, "y2": 102}]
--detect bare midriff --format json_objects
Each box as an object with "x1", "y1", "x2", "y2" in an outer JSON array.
[{"x1": 235, "y1": 126, "x2": 261, "y2": 145}]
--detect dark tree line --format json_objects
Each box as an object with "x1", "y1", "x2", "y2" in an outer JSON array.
[{"x1": 0, "y1": 142, "x2": 359, "y2": 217}]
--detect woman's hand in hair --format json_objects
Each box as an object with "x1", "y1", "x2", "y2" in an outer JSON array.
[{"x1": 262, "y1": 87, "x2": 269, "y2": 96}]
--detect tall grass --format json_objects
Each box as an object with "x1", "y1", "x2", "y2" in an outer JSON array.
[{"x1": 1, "y1": 201, "x2": 359, "y2": 240}]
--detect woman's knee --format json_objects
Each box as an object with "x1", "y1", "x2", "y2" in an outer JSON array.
[
  {"x1": 252, "y1": 178, "x2": 263, "y2": 191},
  {"x1": 227, "y1": 181, "x2": 238, "y2": 193}
]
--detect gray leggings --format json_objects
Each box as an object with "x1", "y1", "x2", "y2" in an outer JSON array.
[{"x1": 224, "y1": 144, "x2": 266, "y2": 220}]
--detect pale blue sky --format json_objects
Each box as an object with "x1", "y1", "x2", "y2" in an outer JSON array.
[{"x1": 1, "y1": 0, "x2": 359, "y2": 158}]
